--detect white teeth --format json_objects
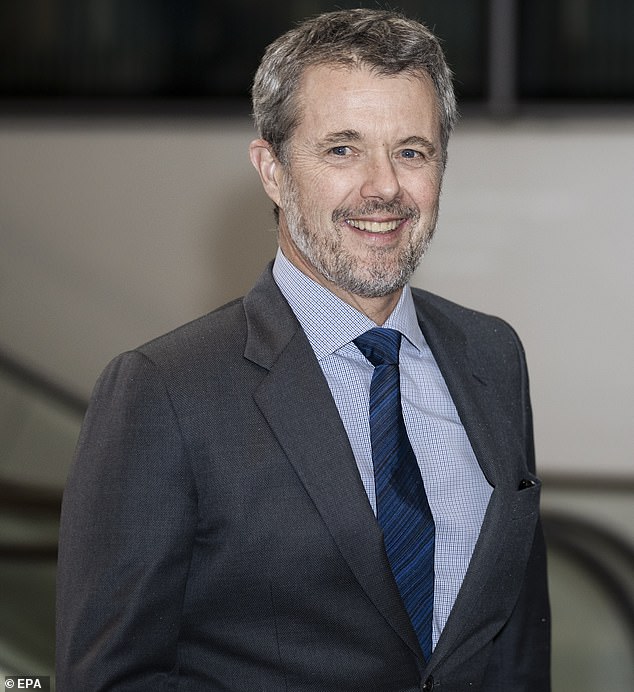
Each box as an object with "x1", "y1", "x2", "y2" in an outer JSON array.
[{"x1": 347, "y1": 219, "x2": 401, "y2": 233}]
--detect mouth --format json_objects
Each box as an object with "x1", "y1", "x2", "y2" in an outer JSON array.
[{"x1": 345, "y1": 218, "x2": 404, "y2": 234}]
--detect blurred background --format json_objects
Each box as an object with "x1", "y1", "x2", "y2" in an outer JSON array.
[{"x1": 0, "y1": 1, "x2": 632, "y2": 690}]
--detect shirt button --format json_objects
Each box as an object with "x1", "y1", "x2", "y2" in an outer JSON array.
[{"x1": 421, "y1": 676, "x2": 434, "y2": 691}]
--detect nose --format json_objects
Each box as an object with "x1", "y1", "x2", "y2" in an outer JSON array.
[{"x1": 360, "y1": 151, "x2": 401, "y2": 202}]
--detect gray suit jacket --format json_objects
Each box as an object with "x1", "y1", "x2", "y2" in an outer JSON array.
[{"x1": 56, "y1": 264, "x2": 550, "y2": 691}]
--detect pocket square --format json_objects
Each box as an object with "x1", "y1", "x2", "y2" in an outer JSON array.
[{"x1": 518, "y1": 478, "x2": 537, "y2": 490}]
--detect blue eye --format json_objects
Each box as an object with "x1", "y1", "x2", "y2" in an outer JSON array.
[
  {"x1": 330, "y1": 146, "x2": 350, "y2": 156},
  {"x1": 401, "y1": 149, "x2": 420, "y2": 159}
]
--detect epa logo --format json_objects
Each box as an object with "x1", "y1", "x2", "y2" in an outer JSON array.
[{"x1": 4, "y1": 678, "x2": 50, "y2": 690}]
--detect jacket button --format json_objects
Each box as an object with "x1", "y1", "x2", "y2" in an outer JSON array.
[{"x1": 421, "y1": 676, "x2": 434, "y2": 691}]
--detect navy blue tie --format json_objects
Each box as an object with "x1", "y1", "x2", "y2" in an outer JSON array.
[{"x1": 354, "y1": 328, "x2": 435, "y2": 661}]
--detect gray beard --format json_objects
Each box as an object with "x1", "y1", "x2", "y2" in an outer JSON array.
[{"x1": 281, "y1": 182, "x2": 436, "y2": 298}]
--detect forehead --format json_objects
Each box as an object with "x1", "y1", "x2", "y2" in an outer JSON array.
[{"x1": 294, "y1": 63, "x2": 440, "y2": 142}]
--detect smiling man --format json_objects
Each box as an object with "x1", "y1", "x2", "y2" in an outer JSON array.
[
  {"x1": 251, "y1": 65, "x2": 441, "y2": 324},
  {"x1": 57, "y1": 9, "x2": 551, "y2": 692}
]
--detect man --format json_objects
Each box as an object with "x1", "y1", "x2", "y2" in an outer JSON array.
[{"x1": 57, "y1": 9, "x2": 550, "y2": 691}]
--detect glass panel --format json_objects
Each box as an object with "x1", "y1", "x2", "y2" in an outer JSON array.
[
  {"x1": 0, "y1": 359, "x2": 77, "y2": 679},
  {"x1": 0, "y1": 367, "x2": 82, "y2": 490},
  {"x1": 519, "y1": 0, "x2": 634, "y2": 100},
  {"x1": 0, "y1": 0, "x2": 487, "y2": 105},
  {"x1": 548, "y1": 549, "x2": 634, "y2": 690},
  {"x1": 542, "y1": 481, "x2": 634, "y2": 691},
  {"x1": 0, "y1": 561, "x2": 56, "y2": 678}
]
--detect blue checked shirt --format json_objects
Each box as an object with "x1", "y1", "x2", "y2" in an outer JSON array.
[{"x1": 272, "y1": 249, "x2": 493, "y2": 649}]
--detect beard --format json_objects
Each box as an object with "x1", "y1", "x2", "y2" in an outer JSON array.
[{"x1": 280, "y1": 173, "x2": 437, "y2": 299}]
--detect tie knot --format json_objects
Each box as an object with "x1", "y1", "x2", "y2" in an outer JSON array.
[{"x1": 354, "y1": 328, "x2": 402, "y2": 367}]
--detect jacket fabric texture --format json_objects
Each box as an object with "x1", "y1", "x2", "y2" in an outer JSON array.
[{"x1": 56, "y1": 264, "x2": 551, "y2": 691}]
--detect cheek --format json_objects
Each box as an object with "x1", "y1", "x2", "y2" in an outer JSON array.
[
  {"x1": 421, "y1": 188, "x2": 440, "y2": 211},
  {"x1": 293, "y1": 160, "x2": 360, "y2": 209},
  {"x1": 407, "y1": 174, "x2": 441, "y2": 211},
  {"x1": 306, "y1": 181, "x2": 352, "y2": 218}
]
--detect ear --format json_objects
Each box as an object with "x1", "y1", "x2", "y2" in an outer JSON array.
[{"x1": 249, "y1": 139, "x2": 283, "y2": 207}]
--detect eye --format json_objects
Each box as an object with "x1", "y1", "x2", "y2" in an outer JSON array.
[
  {"x1": 329, "y1": 145, "x2": 351, "y2": 156},
  {"x1": 400, "y1": 148, "x2": 422, "y2": 159}
]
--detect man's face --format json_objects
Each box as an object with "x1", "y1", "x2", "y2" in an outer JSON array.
[{"x1": 276, "y1": 64, "x2": 443, "y2": 301}]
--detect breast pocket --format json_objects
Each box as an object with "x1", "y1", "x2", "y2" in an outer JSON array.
[{"x1": 511, "y1": 474, "x2": 542, "y2": 521}]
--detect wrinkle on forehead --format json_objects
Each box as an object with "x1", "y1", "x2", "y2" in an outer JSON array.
[{"x1": 289, "y1": 64, "x2": 440, "y2": 157}]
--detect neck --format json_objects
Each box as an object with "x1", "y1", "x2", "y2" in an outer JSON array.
[
  {"x1": 333, "y1": 287, "x2": 401, "y2": 326},
  {"x1": 278, "y1": 240, "x2": 402, "y2": 325}
]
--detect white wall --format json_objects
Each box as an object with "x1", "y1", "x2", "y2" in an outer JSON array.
[{"x1": 1, "y1": 116, "x2": 632, "y2": 478}]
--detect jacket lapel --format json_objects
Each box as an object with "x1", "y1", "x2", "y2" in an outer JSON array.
[
  {"x1": 412, "y1": 293, "x2": 541, "y2": 672},
  {"x1": 243, "y1": 267, "x2": 423, "y2": 659}
]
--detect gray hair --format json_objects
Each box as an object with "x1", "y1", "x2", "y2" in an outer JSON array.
[{"x1": 252, "y1": 8, "x2": 457, "y2": 167}]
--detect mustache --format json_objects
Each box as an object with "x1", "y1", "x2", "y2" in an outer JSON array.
[{"x1": 332, "y1": 200, "x2": 420, "y2": 223}]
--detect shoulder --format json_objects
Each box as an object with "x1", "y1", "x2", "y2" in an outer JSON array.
[
  {"x1": 133, "y1": 261, "x2": 289, "y2": 373},
  {"x1": 88, "y1": 296, "x2": 252, "y2": 412},
  {"x1": 411, "y1": 286, "x2": 523, "y2": 349},
  {"x1": 137, "y1": 296, "x2": 248, "y2": 367},
  {"x1": 409, "y1": 287, "x2": 530, "y2": 387},
  {"x1": 93, "y1": 264, "x2": 295, "y2": 408}
]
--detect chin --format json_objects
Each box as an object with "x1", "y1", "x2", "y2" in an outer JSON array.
[{"x1": 329, "y1": 263, "x2": 413, "y2": 299}]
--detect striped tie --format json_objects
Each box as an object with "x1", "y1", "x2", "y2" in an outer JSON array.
[{"x1": 354, "y1": 328, "x2": 435, "y2": 661}]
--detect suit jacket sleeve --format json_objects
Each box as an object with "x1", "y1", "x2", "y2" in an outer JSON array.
[{"x1": 56, "y1": 350, "x2": 197, "y2": 690}]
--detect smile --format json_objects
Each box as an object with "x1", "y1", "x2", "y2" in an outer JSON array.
[{"x1": 346, "y1": 219, "x2": 402, "y2": 233}]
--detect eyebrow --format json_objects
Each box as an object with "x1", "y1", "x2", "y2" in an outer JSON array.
[
  {"x1": 398, "y1": 135, "x2": 437, "y2": 154},
  {"x1": 319, "y1": 130, "x2": 363, "y2": 146},
  {"x1": 317, "y1": 131, "x2": 437, "y2": 154}
]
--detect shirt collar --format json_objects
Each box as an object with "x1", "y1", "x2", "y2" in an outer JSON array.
[{"x1": 272, "y1": 248, "x2": 425, "y2": 360}]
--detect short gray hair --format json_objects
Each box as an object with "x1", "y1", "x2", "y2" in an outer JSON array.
[{"x1": 252, "y1": 8, "x2": 457, "y2": 166}]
